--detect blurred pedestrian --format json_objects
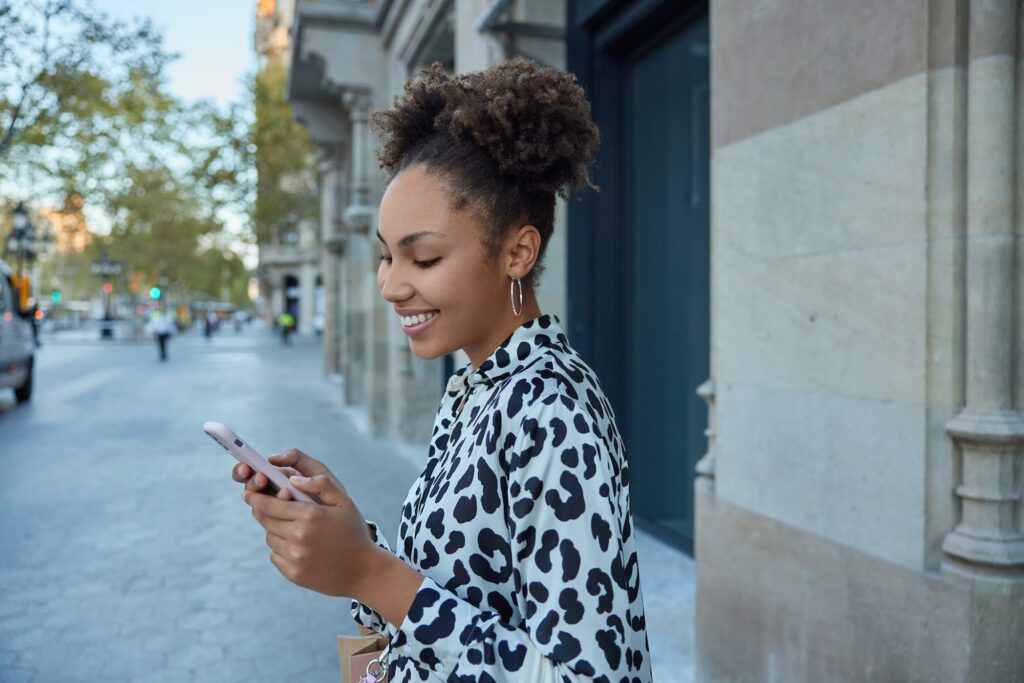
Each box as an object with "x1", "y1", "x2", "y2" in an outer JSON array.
[
  {"x1": 147, "y1": 309, "x2": 176, "y2": 362},
  {"x1": 277, "y1": 310, "x2": 295, "y2": 346},
  {"x1": 29, "y1": 303, "x2": 41, "y2": 348},
  {"x1": 203, "y1": 311, "x2": 216, "y2": 341}
]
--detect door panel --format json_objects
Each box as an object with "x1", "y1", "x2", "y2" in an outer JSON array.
[{"x1": 627, "y1": 13, "x2": 709, "y2": 549}]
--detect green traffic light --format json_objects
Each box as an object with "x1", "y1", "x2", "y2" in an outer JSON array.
[
  {"x1": 51, "y1": 291, "x2": 61, "y2": 302},
  {"x1": 150, "y1": 287, "x2": 162, "y2": 300}
]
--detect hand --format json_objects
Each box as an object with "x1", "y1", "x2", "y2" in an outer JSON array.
[
  {"x1": 230, "y1": 447, "x2": 317, "y2": 498},
  {"x1": 241, "y1": 449, "x2": 377, "y2": 598}
]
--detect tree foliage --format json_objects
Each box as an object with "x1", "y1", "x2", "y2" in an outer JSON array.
[
  {"x1": 0, "y1": 0, "x2": 256, "y2": 308},
  {"x1": 253, "y1": 54, "x2": 317, "y2": 246},
  {"x1": 0, "y1": 0, "x2": 174, "y2": 192}
]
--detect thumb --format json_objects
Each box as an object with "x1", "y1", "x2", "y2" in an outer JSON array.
[
  {"x1": 289, "y1": 474, "x2": 348, "y2": 506},
  {"x1": 270, "y1": 448, "x2": 329, "y2": 477}
]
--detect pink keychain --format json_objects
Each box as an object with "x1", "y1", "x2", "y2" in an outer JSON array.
[{"x1": 359, "y1": 654, "x2": 388, "y2": 683}]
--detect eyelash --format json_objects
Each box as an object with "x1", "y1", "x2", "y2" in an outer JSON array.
[{"x1": 378, "y1": 255, "x2": 441, "y2": 269}]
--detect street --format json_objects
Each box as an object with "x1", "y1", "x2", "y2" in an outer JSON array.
[{"x1": 0, "y1": 324, "x2": 693, "y2": 683}]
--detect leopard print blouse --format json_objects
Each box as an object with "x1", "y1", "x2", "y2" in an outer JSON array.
[{"x1": 352, "y1": 314, "x2": 652, "y2": 682}]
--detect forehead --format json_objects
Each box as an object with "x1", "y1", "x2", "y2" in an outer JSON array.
[{"x1": 378, "y1": 166, "x2": 478, "y2": 243}]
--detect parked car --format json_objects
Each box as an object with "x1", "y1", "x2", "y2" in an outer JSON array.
[{"x1": 0, "y1": 258, "x2": 34, "y2": 402}]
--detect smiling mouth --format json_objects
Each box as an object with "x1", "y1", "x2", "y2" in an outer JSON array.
[{"x1": 400, "y1": 311, "x2": 439, "y2": 327}]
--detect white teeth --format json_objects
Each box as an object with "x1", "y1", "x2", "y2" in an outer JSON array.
[{"x1": 401, "y1": 312, "x2": 438, "y2": 327}]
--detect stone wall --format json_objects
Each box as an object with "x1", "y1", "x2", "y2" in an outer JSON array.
[{"x1": 696, "y1": 1, "x2": 1024, "y2": 680}]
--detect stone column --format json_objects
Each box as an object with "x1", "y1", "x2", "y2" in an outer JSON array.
[
  {"x1": 318, "y1": 146, "x2": 344, "y2": 375},
  {"x1": 341, "y1": 89, "x2": 375, "y2": 228},
  {"x1": 299, "y1": 221, "x2": 317, "y2": 336},
  {"x1": 271, "y1": 279, "x2": 284, "y2": 321},
  {"x1": 942, "y1": 0, "x2": 1024, "y2": 576},
  {"x1": 344, "y1": 88, "x2": 389, "y2": 435},
  {"x1": 339, "y1": 89, "x2": 376, "y2": 412},
  {"x1": 342, "y1": 230, "x2": 368, "y2": 407}
]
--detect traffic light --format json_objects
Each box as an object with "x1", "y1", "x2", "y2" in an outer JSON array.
[
  {"x1": 102, "y1": 282, "x2": 113, "y2": 294},
  {"x1": 150, "y1": 287, "x2": 162, "y2": 300},
  {"x1": 51, "y1": 291, "x2": 61, "y2": 303}
]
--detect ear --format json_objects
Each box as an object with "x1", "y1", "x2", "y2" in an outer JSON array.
[{"x1": 504, "y1": 224, "x2": 542, "y2": 280}]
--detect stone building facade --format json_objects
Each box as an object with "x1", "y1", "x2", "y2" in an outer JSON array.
[{"x1": 692, "y1": 1, "x2": 1024, "y2": 680}]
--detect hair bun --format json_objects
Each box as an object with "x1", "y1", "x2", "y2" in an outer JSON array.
[{"x1": 372, "y1": 58, "x2": 600, "y2": 198}]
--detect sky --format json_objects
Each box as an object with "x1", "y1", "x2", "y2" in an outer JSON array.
[{"x1": 93, "y1": 0, "x2": 258, "y2": 108}]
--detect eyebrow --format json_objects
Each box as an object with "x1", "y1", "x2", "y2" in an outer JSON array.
[{"x1": 376, "y1": 230, "x2": 448, "y2": 248}]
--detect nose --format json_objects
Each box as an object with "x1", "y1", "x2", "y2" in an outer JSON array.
[{"x1": 378, "y1": 262, "x2": 415, "y2": 304}]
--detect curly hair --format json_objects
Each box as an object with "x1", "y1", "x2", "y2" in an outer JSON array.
[{"x1": 369, "y1": 57, "x2": 600, "y2": 288}]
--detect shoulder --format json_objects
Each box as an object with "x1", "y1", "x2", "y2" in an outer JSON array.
[{"x1": 496, "y1": 343, "x2": 617, "y2": 441}]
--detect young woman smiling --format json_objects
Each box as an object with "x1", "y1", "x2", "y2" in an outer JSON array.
[{"x1": 234, "y1": 58, "x2": 652, "y2": 682}]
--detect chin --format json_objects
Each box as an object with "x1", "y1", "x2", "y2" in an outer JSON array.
[{"x1": 407, "y1": 339, "x2": 454, "y2": 361}]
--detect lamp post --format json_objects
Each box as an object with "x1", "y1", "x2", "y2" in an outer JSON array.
[
  {"x1": 5, "y1": 202, "x2": 53, "y2": 309},
  {"x1": 90, "y1": 251, "x2": 123, "y2": 339}
]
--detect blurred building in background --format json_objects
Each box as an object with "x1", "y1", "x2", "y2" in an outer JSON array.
[
  {"x1": 38, "y1": 193, "x2": 92, "y2": 255},
  {"x1": 262, "y1": 0, "x2": 1023, "y2": 680}
]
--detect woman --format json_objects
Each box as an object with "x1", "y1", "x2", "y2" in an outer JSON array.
[{"x1": 235, "y1": 58, "x2": 652, "y2": 682}]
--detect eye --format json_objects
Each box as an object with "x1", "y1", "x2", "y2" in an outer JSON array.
[
  {"x1": 415, "y1": 258, "x2": 441, "y2": 269},
  {"x1": 378, "y1": 255, "x2": 392, "y2": 264}
]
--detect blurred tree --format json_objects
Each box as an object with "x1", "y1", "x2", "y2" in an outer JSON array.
[
  {"x1": 253, "y1": 55, "x2": 317, "y2": 246},
  {"x1": 0, "y1": 1, "x2": 256, "y2": 308},
  {"x1": 0, "y1": 0, "x2": 175, "y2": 195}
]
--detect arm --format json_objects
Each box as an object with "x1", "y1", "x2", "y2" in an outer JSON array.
[
  {"x1": 381, "y1": 402, "x2": 648, "y2": 682},
  {"x1": 350, "y1": 521, "x2": 421, "y2": 634}
]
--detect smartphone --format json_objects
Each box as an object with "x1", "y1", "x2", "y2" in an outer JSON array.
[{"x1": 203, "y1": 421, "x2": 317, "y2": 503}]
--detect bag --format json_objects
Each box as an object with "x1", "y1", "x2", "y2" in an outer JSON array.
[{"x1": 338, "y1": 625, "x2": 390, "y2": 683}]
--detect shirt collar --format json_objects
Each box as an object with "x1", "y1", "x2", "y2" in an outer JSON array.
[{"x1": 445, "y1": 314, "x2": 569, "y2": 394}]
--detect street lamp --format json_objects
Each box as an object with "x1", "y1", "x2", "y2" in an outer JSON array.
[
  {"x1": 91, "y1": 251, "x2": 123, "y2": 339},
  {"x1": 5, "y1": 202, "x2": 53, "y2": 310}
]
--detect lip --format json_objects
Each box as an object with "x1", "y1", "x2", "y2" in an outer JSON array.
[
  {"x1": 395, "y1": 308, "x2": 440, "y2": 316},
  {"x1": 401, "y1": 311, "x2": 439, "y2": 337}
]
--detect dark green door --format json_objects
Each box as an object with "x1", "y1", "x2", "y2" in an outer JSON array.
[{"x1": 627, "y1": 13, "x2": 710, "y2": 550}]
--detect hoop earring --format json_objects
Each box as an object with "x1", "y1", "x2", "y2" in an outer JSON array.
[{"x1": 510, "y1": 277, "x2": 523, "y2": 317}]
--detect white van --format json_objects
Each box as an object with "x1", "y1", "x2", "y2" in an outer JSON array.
[{"x1": 0, "y1": 258, "x2": 34, "y2": 402}]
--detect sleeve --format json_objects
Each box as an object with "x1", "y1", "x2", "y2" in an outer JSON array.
[
  {"x1": 386, "y1": 399, "x2": 643, "y2": 682},
  {"x1": 350, "y1": 520, "x2": 394, "y2": 634}
]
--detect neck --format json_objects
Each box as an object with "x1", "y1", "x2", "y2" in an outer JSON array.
[{"x1": 466, "y1": 288, "x2": 543, "y2": 369}]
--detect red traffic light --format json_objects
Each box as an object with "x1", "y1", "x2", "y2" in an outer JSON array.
[{"x1": 102, "y1": 282, "x2": 113, "y2": 294}]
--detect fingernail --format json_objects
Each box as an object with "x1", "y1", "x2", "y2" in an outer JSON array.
[
  {"x1": 290, "y1": 476, "x2": 310, "y2": 484},
  {"x1": 241, "y1": 491, "x2": 247, "y2": 502}
]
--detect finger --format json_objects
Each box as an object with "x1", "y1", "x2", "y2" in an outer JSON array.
[
  {"x1": 264, "y1": 530, "x2": 295, "y2": 560},
  {"x1": 289, "y1": 474, "x2": 347, "y2": 507},
  {"x1": 268, "y1": 448, "x2": 329, "y2": 477},
  {"x1": 253, "y1": 514, "x2": 294, "y2": 539},
  {"x1": 244, "y1": 489, "x2": 306, "y2": 521},
  {"x1": 276, "y1": 486, "x2": 293, "y2": 501},
  {"x1": 269, "y1": 550, "x2": 297, "y2": 585},
  {"x1": 232, "y1": 463, "x2": 252, "y2": 483},
  {"x1": 245, "y1": 472, "x2": 269, "y2": 493}
]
